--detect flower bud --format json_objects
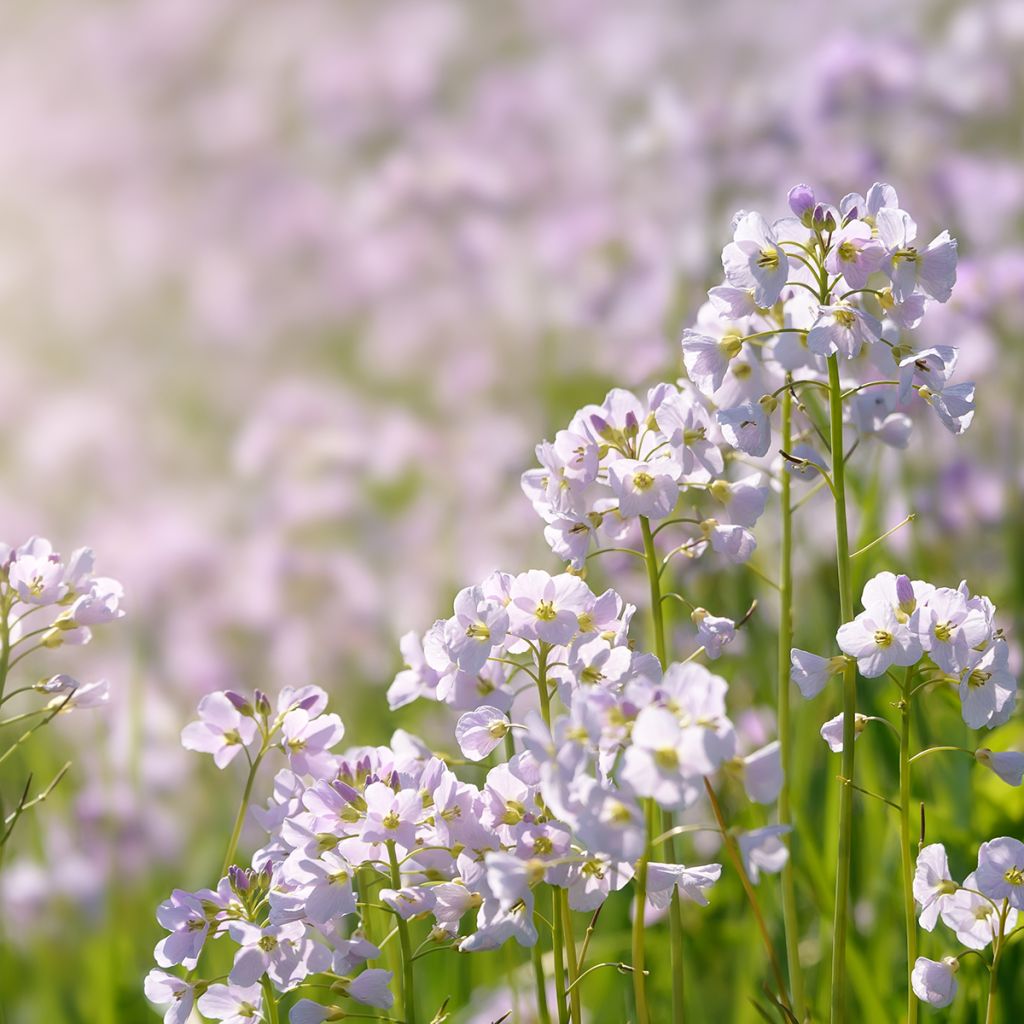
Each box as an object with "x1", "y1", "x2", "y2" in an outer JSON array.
[
  {"x1": 758, "y1": 394, "x2": 778, "y2": 415},
  {"x1": 254, "y1": 690, "x2": 272, "y2": 717},
  {"x1": 812, "y1": 203, "x2": 836, "y2": 231},
  {"x1": 224, "y1": 690, "x2": 254, "y2": 717},
  {"x1": 895, "y1": 574, "x2": 916, "y2": 616},
  {"x1": 787, "y1": 184, "x2": 815, "y2": 226}
]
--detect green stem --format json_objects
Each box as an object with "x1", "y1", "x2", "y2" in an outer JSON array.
[
  {"x1": 827, "y1": 352, "x2": 857, "y2": 1024},
  {"x1": 899, "y1": 672, "x2": 918, "y2": 1024},
  {"x1": 561, "y1": 889, "x2": 582, "y2": 1024},
  {"x1": 641, "y1": 516, "x2": 688, "y2": 1024},
  {"x1": 532, "y1": 942, "x2": 553, "y2": 1024},
  {"x1": 260, "y1": 976, "x2": 280, "y2": 1024},
  {"x1": 551, "y1": 887, "x2": 569, "y2": 1024},
  {"x1": 0, "y1": 595, "x2": 10, "y2": 704},
  {"x1": 631, "y1": 799, "x2": 653, "y2": 1024},
  {"x1": 703, "y1": 779, "x2": 792, "y2": 1014},
  {"x1": 221, "y1": 749, "x2": 265, "y2": 877},
  {"x1": 777, "y1": 379, "x2": 806, "y2": 1021},
  {"x1": 985, "y1": 903, "x2": 1009, "y2": 1024},
  {"x1": 387, "y1": 841, "x2": 417, "y2": 1024}
]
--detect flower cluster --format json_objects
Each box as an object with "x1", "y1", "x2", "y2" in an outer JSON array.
[
  {"x1": 0, "y1": 537, "x2": 125, "y2": 851},
  {"x1": 792, "y1": 571, "x2": 1017, "y2": 739},
  {"x1": 682, "y1": 183, "x2": 972, "y2": 465},
  {"x1": 911, "y1": 837, "x2": 1024, "y2": 1009},
  {"x1": 148, "y1": 561, "x2": 791, "y2": 1023},
  {"x1": 522, "y1": 385, "x2": 767, "y2": 570}
]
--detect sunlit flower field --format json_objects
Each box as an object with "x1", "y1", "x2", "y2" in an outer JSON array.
[{"x1": 1, "y1": 2, "x2": 1023, "y2": 1022}]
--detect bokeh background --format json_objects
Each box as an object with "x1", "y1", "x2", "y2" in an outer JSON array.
[{"x1": 0, "y1": 0, "x2": 1023, "y2": 1020}]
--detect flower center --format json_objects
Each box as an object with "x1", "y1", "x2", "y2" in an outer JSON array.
[
  {"x1": 756, "y1": 247, "x2": 780, "y2": 270},
  {"x1": 466, "y1": 622, "x2": 490, "y2": 641},
  {"x1": 501, "y1": 800, "x2": 526, "y2": 826},
  {"x1": 382, "y1": 811, "x2": 401, "y2": 830},
  {"x1": 581, "y1": 665, "x2": 604, "y2": 685},
  {"x1": 632, "y1": 471, "x2": 655, "y2": 491},
  {"x1": 837, "y1": 240, "x2": 858, "y2": 262},
  {"x1": 893, "y1": 247, "x2": 919, "y2": 264},
  {"x1": 933, "y1": 622, "x2": 954, "y2": 643},
  {"x1": 1005, "y1": 867, "x2": 1024, "y2": 887},
  {"x1": 968, "y1": 670, "x2": 991, "y2": 689},
  {"x1": 873, "y1": 629, "x2": 893, "y2": 648},
  {"x1": 258, "y1": 935, "x2": 278, "y2": 952},
  {"x1": 487, "y1": 720, "x2": 509, "y2": 739},
  {"x1": 833, "y1": 307, "x2": 857, "y2": 328},
  {"x1": 535, "y1": 600, "x2": 557, "y2": 622},
  {"x1": 654, "y1": 747, "x2": 679, "y2": 770}
]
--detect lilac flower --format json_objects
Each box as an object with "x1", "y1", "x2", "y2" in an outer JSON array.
[
  {"x1": 876, "y1": 208, "x2": 958, "y2": 303},
  {"x1": 942, "y1": 871, "x2": 1018, "y2": 950},
  {"x1": 824, "y1": 221, "x2": 884, "y2": 289},
  {"x1": 646, "y1": 862, "x2": 722, "y2": 909},
  {"x1": 7, "y1": 537, "x2": 68, "y2": 605},
  {"x1": 741, "y1": 742, "x2": 783, "y2": 805},
  {"x1": 444, "y1": 585, "x2": 509, "y2": 674},
  {"x1": 911, "y1": 958, "x2": 958, "y2": 1008},
  {"x1": 896, "y1": 346, "x2": 958, "y2": 405},
  {"x1": 975, "y1": 837, "x2": 1024, "y2": 909},
  {"x1": 144, "y1": 970, "x2": 195, "y2": 1024},
  {"x1": 790, "y1": 650, "x2": 847, "y2": 699},
  {"x1": 806, "y1": 303, "x2": 881, "y2": 359},
  {"x1": 722, "y1": 212, "x2": 789, "y2": 307},
  {"x1": 680, "y1": 328, "x2": 741, "y2": 394},
  {"x1": 620, "y1": 706, "x2": 705, "y2": 810},
  {"x1": 913, "y1": 844, "x2": 958, "y2": 931},
  {"x1": 289, "y1": 1001, "x2": 335, "y2": 1024},
  {"x1": 836, "y1": 603, "x2": 922, "y2": 677},
  {"x1": 380, "y1": 885, "x2": 437, "y2": 920},
  {"x1": 788, "y1": 184, "x2": 816, "y2": 225},
  {"x1": 974, "y1": 748, "x2": 1024, "y2": 786},
  {"x1": 819, "y1": 713, "x2": 868, "y2": 754},
  {"x1": 347, "y1": 970, "x2": 395, "y2": 1009},
  {"x1": 387, "y1": 630, "x2": 441, "y2": 710},
  {"x1": 920, "y1": 381, "x2": 975, "y2": 435},
  {"x1": 44, "y1": 677, "x2": 111, "y2": 712},
  {"x1": 608, "y1": 458, "x2": 681, "y2": 520},
  {"x1": 154, "y1": 889, "x2": 212, "y2": 970},
  {"x1": 915, "y1": 587, "x2": 989, "y2": 674},
  {"x1": 273, "y1": 848, "x2": 357, "y2": 925},
  {"x1": 508, "y1": 570, "x2": 590, "y2": 646},
  {"x1": 181, "y1": 692, "x2": 259, "y2": 769},
  {"x1": 456, "y1": 706, "x2": 511, "y2": 762},
  {"x1": 196, "y1": 983, "x2": 264, "y2": 1023},
  {"x1": 228, "y1": 920, "x2": 330, "y2": 990},
  {"x1": 958, "y1": 642, "x2": 1017, "y2": 729},
  {"x1": 690, "y1": 608, "x2": 735, "y2": 660},
  {"x1": 280, "y1": 709, "x2": 344, "y2": 777},
  {"x1": 738, "y1": 825, "x2": 791, "y2": 883},
  {"x1": 360, "y1": 781, "x2": 422, "y2": 850},
  {"x1": 717, "y1": 402, "x2": 770, "y2": 457}
]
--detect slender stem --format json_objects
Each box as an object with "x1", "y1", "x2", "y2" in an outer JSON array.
[
  {"x1": 631, "y1": 800, "x2": 653, "y2": 1024},
  {"x1": 532, "y1": 942, "x2": 553, "y2": 1024},
  {"x1": 0, "y1": 595, "x2": 10, "y2": 704},
  {"x1": 908, "y1": 745, "x2": 973, "y2": 765},
  {"x1": 899, "y1": 671, "x2": 918, "y2": 1024},
  {"x1": 560, "y1": 889, "x2": 582, "y2": 1024},
  {"x1": 827, "y1": 351, "x2": 857, "y2": 1024},
  {"x1": 985, "y1": 903, "x2": 1009, "y2": 1024},
  {"x1": 641, "y1": 516, "x2": 687, "y2": 1023},
  {"x1": 220, "y1": 748, "x2": 265, "y2": 877},
  {"x1": 550, "y1": 888, "x2": 569, "y2": 1024},
  {"x1": 702, "y1": 779, "x2": 792, "y2": 1012},
  {"x1": 260, "y1": 976, "x2": 280, "y2": 1024},
  {"x1": 536, "y1": 643, "x2": 552, "y2": 730},
  {"x1": 776, "y1": 379, "x2": 806, "y2": 1020},
  {"x1": 387, "y1": 841, "x2": 417, "y2": 1024},
  {"x1": 639, "y1": 518, "x2": 667, "y2": 665}
]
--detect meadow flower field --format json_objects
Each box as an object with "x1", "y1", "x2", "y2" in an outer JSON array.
[{"x1": 1, "y1": 2, "x2": 1023, "y2": 1022}]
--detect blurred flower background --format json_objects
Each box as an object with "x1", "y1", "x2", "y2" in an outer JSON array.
[{"x1": 1, "y1": 0, "x2": 1023, "y2": 1020}]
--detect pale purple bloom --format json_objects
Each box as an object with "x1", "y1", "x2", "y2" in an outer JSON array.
[
  {"x1": 445, "y1": 585, "x2": 509, "y2": 674},
  {"x1": 289, "y1": 1000, "x2": 331, "y2": 1024},
  {"x1": 836, "y1": 603, "x2": 922, "y2": 677},
  {"x1": 361, "y1": 781, "x2": 422, "y2": 850},
  {"x1": 790, "y1": 650, "x2": 846, "y2": 699},
  {"x1": 958, "y1": 642, "x2": 1017, "y2": 729},
  {"x1": 742, "y1": 742, "x2": 782, "y2": 805},
  {"x1": 975, "y1": 748, "x2": 1024, "y2": 786},
  {"x1": 806, "y1": 302, "x2": 881, "y2": 359},
  {"x1": 819, "y1": 712, "x2": 868, "y2": 754},
  {"x1": 722, "y1": 212, "x2": 789, "y2": 307},
  {"x1": 911, "y1": 958, "x2": 958, "y2": 1008},
  {"x1": 975, "y1": 837, "x2": 1024, "y2": 909},
  {"x1": 608, "y1": 458, "x2": 681, "y2": 520},
  {"x1": 380, "y1": 885, "x2": 437, "y2": 920},
  {"x1": 913, "y1": 844, "x2": 958, "y2": 931},
  {"x1": 717, "y1": 402, "x2": 770, "y2": 457},
  {"x1": 196, "y1": 983, "x2": 264, "y2": 1023},
  {"x1": 154, "y1": 889, "x2": 211, "y2": 970},
  {"x1": 738, "y1": 825, "x2": 790, "y2": 883},
  {"x1": 280, "y1": 709, "x2": 344, "y2": 777},
  {"x1": 68, "y1": 576, "x2": 125, "y2": 625},
  {"x1": 921, "y1": 381, "x2": 975, "y2": 435},
  {"x1": 387, "y1": 630, "x2": 441, "y2": 709},
  {"x1": 691, "y1": 609, "x2": 735, "y2": 660},
  {"x1": 456, "y1": 706, "x2": 511, "y2": 762},
  {"x1": 897, "y1": 346, "x2": 958, "y2": 405},
  {"x1": 877, "y1": 208, "x2": 958, "y2": 303},
  {"x1": 646, "y1": 862, "x2": 722, "y2": 909},
  {"x1": 825, "y1": 220, "x2": 884, "y2": 289},
  {"x1": 181, "y1": 692, "x2": 259, "y2": 769},
  {"x1": 228, "y1": 920, "x2": 330, "y2": 990},
  {"x1": 348, "y1": 969, "x2": 395, "y2": 1009},
  {"x1": 681, "y1": 328, "x2": 739, "y2": 394},
  {"x1": 7, "y1": 537, "x2": 68, "y2": 605},
  {"x1": 915, "y1": 587, "x2": 989, "y2": 674},
  {"x1": 942, "y1": 871, "x2": 1018, "y2": 950},
  {"x1": 144, "y1": 970, "x2": 195, "y2": 1024},
  {"x1": 508, "y1": 570, "x2": 590, "y2": 646}
]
